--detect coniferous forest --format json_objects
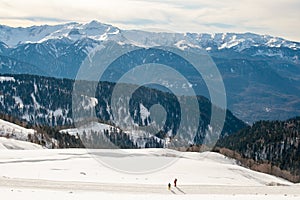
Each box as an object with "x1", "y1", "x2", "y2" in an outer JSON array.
[{"x1": 215, "y1": 117, "x2": 300, "y2": 182}]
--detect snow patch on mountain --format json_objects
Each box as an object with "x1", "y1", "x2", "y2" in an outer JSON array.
[
  {"x1": 254, "y1": 49, "x2": 284, "y2": 58},
  {"x1": 31, "y1": 93, "x2": 41, "y2": 109},
  {"x1": 0, "y1": 76, "x2": 15, "y2": 82},
  {"x1": 60, "y1": 121, "x2": 113, "y2": 136},
  {"x1": 13, "y1": 96, "x2": 24, "y2": 109},
  {"x1": 175, "y1": 40, "x2": 201, "y2": 50},
  {"x1": 81, "y1": 95, "x2": 98, "y2": 110},
  {"x1": 139, "y1": 103, "x2": 150, "y2": 125}
]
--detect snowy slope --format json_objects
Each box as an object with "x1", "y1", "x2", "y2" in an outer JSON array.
[
  {"x1": 0, "y1": 137, "x2": 43, "y2": 150},
  {"x1": 0, "y1": 147, "x2": 299, "y2": 199},
  {"x1": 0, "y1": 21, "x2": 123, "y2": 47},
  {"x1": 0, "y1": 119, "x2": 35, "y2": 141},
  {"x1": 0, "y1": 148, "x2": 292, "y2": 186},
  {"x1": 0, "y1": 119, "x2": 57, "y2": 148}
]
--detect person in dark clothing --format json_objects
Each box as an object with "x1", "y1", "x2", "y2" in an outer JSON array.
[
  {"x1": 174, "y1": 178, "x2": 177, "y2": 187},
  {"x1": 168, "y1": 183, "x2": 171, "y2": 190}
]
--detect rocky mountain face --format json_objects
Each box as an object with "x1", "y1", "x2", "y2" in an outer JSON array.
[{"x1": 0, "y1": 21, "x2": 299, "y2": 123}]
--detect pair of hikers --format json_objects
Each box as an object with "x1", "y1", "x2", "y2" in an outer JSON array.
[{"x1": 168, "y1": 178, "x2": 177, "y2": 190}]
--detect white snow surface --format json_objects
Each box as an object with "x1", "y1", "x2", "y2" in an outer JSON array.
[
  {"x1": 139, "y1": 103, "x2": 150, "y2": 125},
  {"x1": 12, "y1": 96, "x2": 24, "y2": 109},
  {"x1": 0, "y1": 147, "x2": 299, "y2": 199},
  {"x1": 0, "y1": 148, "x2": 291, "y2": 186},
  {"x1": 0, "y1": 137, "x2": 43, "y2": 150},
  {"x1": 0, "y1": 119, "x2": 35, "y2": 141},
  {"x1": 1, "y1": 188, "x2": 300, "y2": 200},
  {"x1": 0, "y1": 76, "x2": 15, "y2": 82}
]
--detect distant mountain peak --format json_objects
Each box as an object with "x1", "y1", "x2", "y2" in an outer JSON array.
[
  {"x1": 0, "y1": 21, "x2": 299, "y2": 51},
  {"x1": 85, "y1": 20, "x2": 108, "y2": 28}
]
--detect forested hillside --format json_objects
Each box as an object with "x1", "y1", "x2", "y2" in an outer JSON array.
[
  {"x1": 216, "y1": 117, "x2": 300, "y2": 182},
  {"x1": 0, "y1": 74, "x2": 246, "y2": 148}
]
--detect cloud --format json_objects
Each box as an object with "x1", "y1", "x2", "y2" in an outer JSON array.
[
  {"x1": 0, "y1": 0, "x2": 299, "y2": 41},
  {"x1": 203, "y1": 23, "x2": 235, "y2": 29},
  {"x1": 0, "y1": 16, "x2": 67, "y2": 23},
  {"x1": 111, "y1": 19, "x2": 165, "y2": 26}
]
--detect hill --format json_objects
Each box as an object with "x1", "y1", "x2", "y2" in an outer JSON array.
[
  {"x1": 216, "y1": 117, "x2": 300, "y2": 182},
  {"x1": 0, "y1": 73, "x2": 246, "y2": 148}
]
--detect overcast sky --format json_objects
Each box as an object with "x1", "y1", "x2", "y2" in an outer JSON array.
[{"x1": 0, "y1": 0, "x2": 299, "y2": 41}]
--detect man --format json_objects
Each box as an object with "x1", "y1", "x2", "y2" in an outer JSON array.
[
  {"x1": 174, "y1": 178, "x2": 177, "y2": 187},
  {"x1": 168, "y1": 183, "x2": 171, "y2": 190}
]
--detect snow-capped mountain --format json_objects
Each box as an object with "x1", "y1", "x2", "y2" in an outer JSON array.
[
  {"x1": 0, "y1": 21, "x2": 123, "y2": 47},
  {"x1": 1, "y1": 21, "x2": 299, "y2": 52},
  {"x1": 123, "y1": 30, "x2": 300, "y2": 52},
  {"x1": 0, "y1": 20, "x2": 299, "y2": 74},
  {"x1": 0, "y1": 21, "x2": 299, "y2": 123}
]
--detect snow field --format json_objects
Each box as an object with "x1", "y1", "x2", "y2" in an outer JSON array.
[{"x1": 0, "y1": 141, "x2": 299, "y2": 199}]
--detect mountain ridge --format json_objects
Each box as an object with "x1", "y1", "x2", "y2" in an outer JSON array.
[
  {"x1": 1, "y1": 20, "x2": 299, "y2": 51},
  {"x1": 0, "y1": 20, "x2": 299, "y2": 123}
]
